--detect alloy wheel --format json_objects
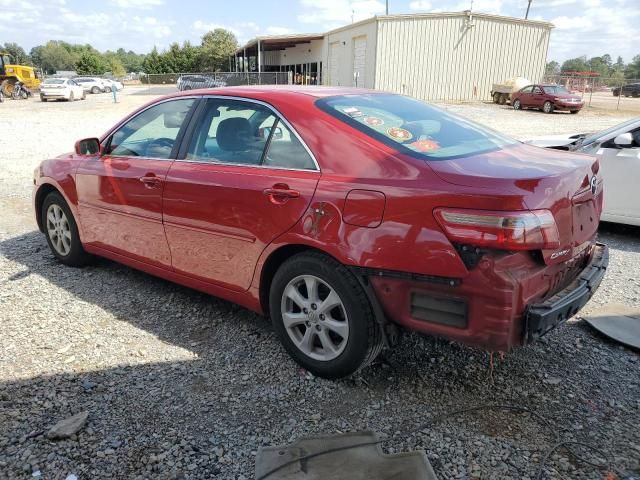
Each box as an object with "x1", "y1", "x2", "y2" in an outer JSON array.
[
  {"x1": 46, "y1": 204, "x2": 72, "y2": 256},
  {"x1": 280, "y1": 274, "x2": 349, "y2": 362}
]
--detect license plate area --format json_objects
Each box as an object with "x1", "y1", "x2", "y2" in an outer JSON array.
[{"x1": 572, "y1": 198, "x2": 598, "y2": 245}]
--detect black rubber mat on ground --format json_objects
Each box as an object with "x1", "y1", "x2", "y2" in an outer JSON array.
[
  {"x1": 255, "y1": 431, "x2": 437, "y2": 480},
  {"x1": 584, "y1": 304, "x2": 640, "y2": 350}
]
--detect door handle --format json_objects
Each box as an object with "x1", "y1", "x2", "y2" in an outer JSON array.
[
  {"x1": 139, "y1": 175, "x2": 162, "y2": 187},
  {"x1": 263, "y1": 184, "x2": 300, "y2": 204}
]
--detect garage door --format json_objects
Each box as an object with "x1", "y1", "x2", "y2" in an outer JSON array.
[
  {"x1": 352, "y1": 36, "x2": 366, "y2": 88},
  {"x1": 329, "y1": 42, "x2": 340, "y2": 86}
]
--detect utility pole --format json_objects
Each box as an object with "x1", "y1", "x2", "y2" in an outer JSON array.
[
  {"x1": 386, "y1": 0, "x2": 389, "y2": 15},
  {"x1": 525, "y1": 0, "x2": 532, "y2": 19}
]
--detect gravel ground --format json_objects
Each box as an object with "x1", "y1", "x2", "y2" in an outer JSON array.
[{"x1": 1, "y1": 89, "x2": 639, "y2": 480}]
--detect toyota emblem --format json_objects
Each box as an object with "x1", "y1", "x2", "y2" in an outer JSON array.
[{"x1": 590, "y1": 176, "x2": 597, "y2": 195}]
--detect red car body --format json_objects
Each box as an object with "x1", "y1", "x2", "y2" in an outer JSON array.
[
  {"x1": 33, "y1": 86, "x2": 607, "y2": 368},
  {"x1": 511, "y1": 84, "x2": 584, "y2": 113}
]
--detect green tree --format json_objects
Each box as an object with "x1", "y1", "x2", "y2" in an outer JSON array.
[
  {"x1": 545, "y1": 60, "x2": 560, "y2": 76},
  {"x1": 39, "y1": 41, "x2": 75, "y2": 74},
  {"x1": 75, "y1": 51, "x2": 106, "y2": 75},
  {"x1": 29, "y1": 46, "x2": 44, "y2": 68},
  {"x1": 561, "y1": 55, "x2": 588, "y2": 73},
  {"x1": 198, "y1": 28, "x2": 238, "y2": 72},
  {"x1": 108, "y1": 57, "x2": 127, "y2": 77},
  {"x1": 626, "y1": 55, "x2": 640, "y2": 79},
  {"x1": 142, "y1": 47, "x2": 163, "y2": 74},
  {"x1": 1, "y1": 42, "x2": 30, "y2": 64}
]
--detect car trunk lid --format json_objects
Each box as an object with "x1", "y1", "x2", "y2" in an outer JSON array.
[{"x1": 426, "y1": 143, "x2": 602, "y2": 265}]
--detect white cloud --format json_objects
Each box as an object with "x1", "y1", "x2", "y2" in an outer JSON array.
[
  {"x1": 109, "y1": 0, "x2": 164, "y2": 8},
  {"x1": 265, "y1": 26, "x2": 295, "y2": 35},
  {"x1": 298, "y1": 0, "x2": 386, "y2": 28},
  {"x1": 547, "y1": 3, "x2": 639, "y2": 62},
  {"x1": 409, "y1": 0, "x2": 432, "y2": 10}
]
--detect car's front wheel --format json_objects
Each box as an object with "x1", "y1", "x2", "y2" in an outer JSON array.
[
  {"x1": 42, "y1": 192, "x2": 92, "y2": 267},
  {"x1": 513, "y1": 99, "x2": 522, "y2": 110},
  {"x1": 269, "y1": 252, "x2": 383, "y2": 379},
  {"x1": 91, "y1": 86, "x2": 100, "y2": 94}
]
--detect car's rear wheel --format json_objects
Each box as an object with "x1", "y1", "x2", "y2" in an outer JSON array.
[
  {"x1": 105, "y1": 86, "x2": 112, "y2": 93},
  {"x1": 493, "y1": 92, "x2": 500, "y2": 104},
  {"x1": 42, "y1": 192, "x2": 92, "y2": 267},
  {"x1": 513, "y1": 99, "x2": 522, "y2": 110},
  {"x1": 543, "y1": 101, "x2": 554, "y2": 113},
  {"x1": 498, "y1": 93, "x2": 507, "y2": 105},
  {"x1": 269, "y1": 252, "x2": 383, "y2": 379},
  {"x1": 91, "y1": 86, "x2": 100, "y2": 94}
]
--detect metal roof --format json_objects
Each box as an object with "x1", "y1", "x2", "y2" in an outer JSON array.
[{"x1": 236, "y1": 34, "x2": 324, "y2": 54}]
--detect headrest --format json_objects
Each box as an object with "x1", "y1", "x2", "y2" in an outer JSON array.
[{"x1": 217, "y1": 117, "x2": 252, "y2": 152}]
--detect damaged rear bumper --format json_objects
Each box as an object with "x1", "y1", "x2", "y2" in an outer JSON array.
[{"x1": 524, "y1": 242, "x2": 608, "y2": 343}]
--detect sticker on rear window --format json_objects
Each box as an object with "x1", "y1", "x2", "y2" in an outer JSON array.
[
  {"x1": 341, "y1": 107, "x2": 363, "y2": 118},
  {"x1": 409, "y1": 139, "x2": 441, "y2": 152},
  {"x1": 387, "y1": 127, "x2": 413, "y2": 141},
  {"x1": 364, "y1": 116, "x2": 384, "y2": 126}
]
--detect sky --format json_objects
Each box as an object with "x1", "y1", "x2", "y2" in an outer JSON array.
[{"x1": 0, "y1": 0, "x2": 638, "y2": 63}]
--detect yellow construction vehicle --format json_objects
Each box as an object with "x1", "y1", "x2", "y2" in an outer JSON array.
[{"x1": 0, "y1": 52, "x2": 41, "y2": 96}]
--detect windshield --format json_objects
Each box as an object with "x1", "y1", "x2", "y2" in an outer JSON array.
[
  {"x1": 542, "y1": 85, "x2": 570, "y2": 94},
  {"x1": 581, "y1": 117, "x2": 640, "y2": 147},
  {"x1": 44, "y1": 79, "x2": 65, "y2": 84},
  {"x1": 316, "y1": 94, "x2": 517, "y2": 160},
  {"x1": 1, "y1": 54, "x2": 11, "y2": 66}
]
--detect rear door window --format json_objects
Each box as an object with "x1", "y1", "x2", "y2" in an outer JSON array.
[
  {"x1": 316, "y1": 94, "x2": 516, "y2": 160},
  {"x1": 186, "y1": 98, "x2": 316, "y2": 170}
]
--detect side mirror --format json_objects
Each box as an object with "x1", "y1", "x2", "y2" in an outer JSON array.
[
  {"x1": 261, "y1": 126, "x2": 283, "y2": 140},
  {"x1": 613, "y1": 132, "x2": 633, "y2": 147},
  {"x1": 164, "y1": 111, "x2": 188, "y2": 128},
  {"x1": 75, "y1": 137, "x2": 101, "y2": 155}
]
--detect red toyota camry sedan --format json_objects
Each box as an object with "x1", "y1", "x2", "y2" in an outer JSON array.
[{"x1": 33, "y1": 86, "x2": 607, "y2": 378}]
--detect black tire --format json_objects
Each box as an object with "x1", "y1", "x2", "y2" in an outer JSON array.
[
  {"x1": 492, "y1": 92, "x2": 500, "y2": 104},
  {"x1": 269, "y1": 252, "x2": 383, "y2": 379},
  {"x1": 543, "y1": 101, "x2": 554, "y2": 114},
  {"x1": 570, "y1": 110, "x2": 579, "y2": 114},
  {"x1": 513, "y1": 99, "x2": 522, "y2": 110},
  {"x1": 41, "y1": 192, "x2": 93, "y2": 267},
  {"x1": 40, "y1": 95, "x2": 46, "y2": 102},
  {"x1": 68, "y1": 92, "x2": 74, "y2": 102},
  {"x1": 91, "y1": 86, "x2": 100, "y2": 94},
  {"x1": 105, "y1": 86, "x2": 112, "y2": 93},
  {"x1": 498, "y1": 94, "x2": 507, "y2": 105}
]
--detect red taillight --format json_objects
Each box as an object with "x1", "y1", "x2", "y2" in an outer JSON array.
[{"x1": 434, "y1": 208, "x2": 560, "y2": 251}]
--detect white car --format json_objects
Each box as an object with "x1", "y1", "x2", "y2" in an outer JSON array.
[
  {"x1": 73, "y1": 77, "x2": 105, "y2": 94},
  {"x1": 40, "y1": 78, "x2": 85, "y2": 102},
  {"x1": 526, "y1": 117, "x2": 640, "y2": 226},
  {"x1": 101, "y1": 79, "x2": 124, "y2": 92}
]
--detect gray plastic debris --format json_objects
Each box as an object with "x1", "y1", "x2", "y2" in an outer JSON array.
[
  {"x1": 255, "y1": 431, "x2": 437, "y2": 480},
  {"x1": 584, "y1": 304, "x2": 640, "y2": 350}
]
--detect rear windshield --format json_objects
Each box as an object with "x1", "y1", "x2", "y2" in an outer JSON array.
[
  {"x1": 44, "y1": 79, "x2": 65, "y2": 84},
  {"x1": 316, "y1": 94, "x2": 516, "y2": 160},
  {"x1": 543, "y1": 85, "x2": 570, "y2": 94}
]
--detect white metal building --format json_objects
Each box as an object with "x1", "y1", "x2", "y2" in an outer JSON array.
[{"x1": 235, "y1": 11, "x2": 553, "y2": 101}]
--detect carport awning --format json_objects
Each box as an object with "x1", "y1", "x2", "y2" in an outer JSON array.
[{"x1": 236, "y1": 34, "x2": 324, "y2": 54}]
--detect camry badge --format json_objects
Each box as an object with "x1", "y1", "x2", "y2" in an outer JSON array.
[{"x1": 590, "y1": 176, "x2": 597, "y2": 195}]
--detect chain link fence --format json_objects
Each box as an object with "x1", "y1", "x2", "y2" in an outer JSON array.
[
  {"x1": 543, "y1": 74, "x2": 640, "y2": 112},
  {"x1": 140, "y1": 72, "x2": 292, "y2": 90}
]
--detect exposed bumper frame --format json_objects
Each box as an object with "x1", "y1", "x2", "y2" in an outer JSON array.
[{"x1": 524, "y1": 242, "x2": 608, "y2": 343}]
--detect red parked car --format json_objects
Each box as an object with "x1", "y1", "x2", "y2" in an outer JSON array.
[
  {"x1": 511, "y1": 84, "x2": 584, "y2": 114},
  {"x1": 33, "y1": 86, "x2": 607, "y2": 378}
]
